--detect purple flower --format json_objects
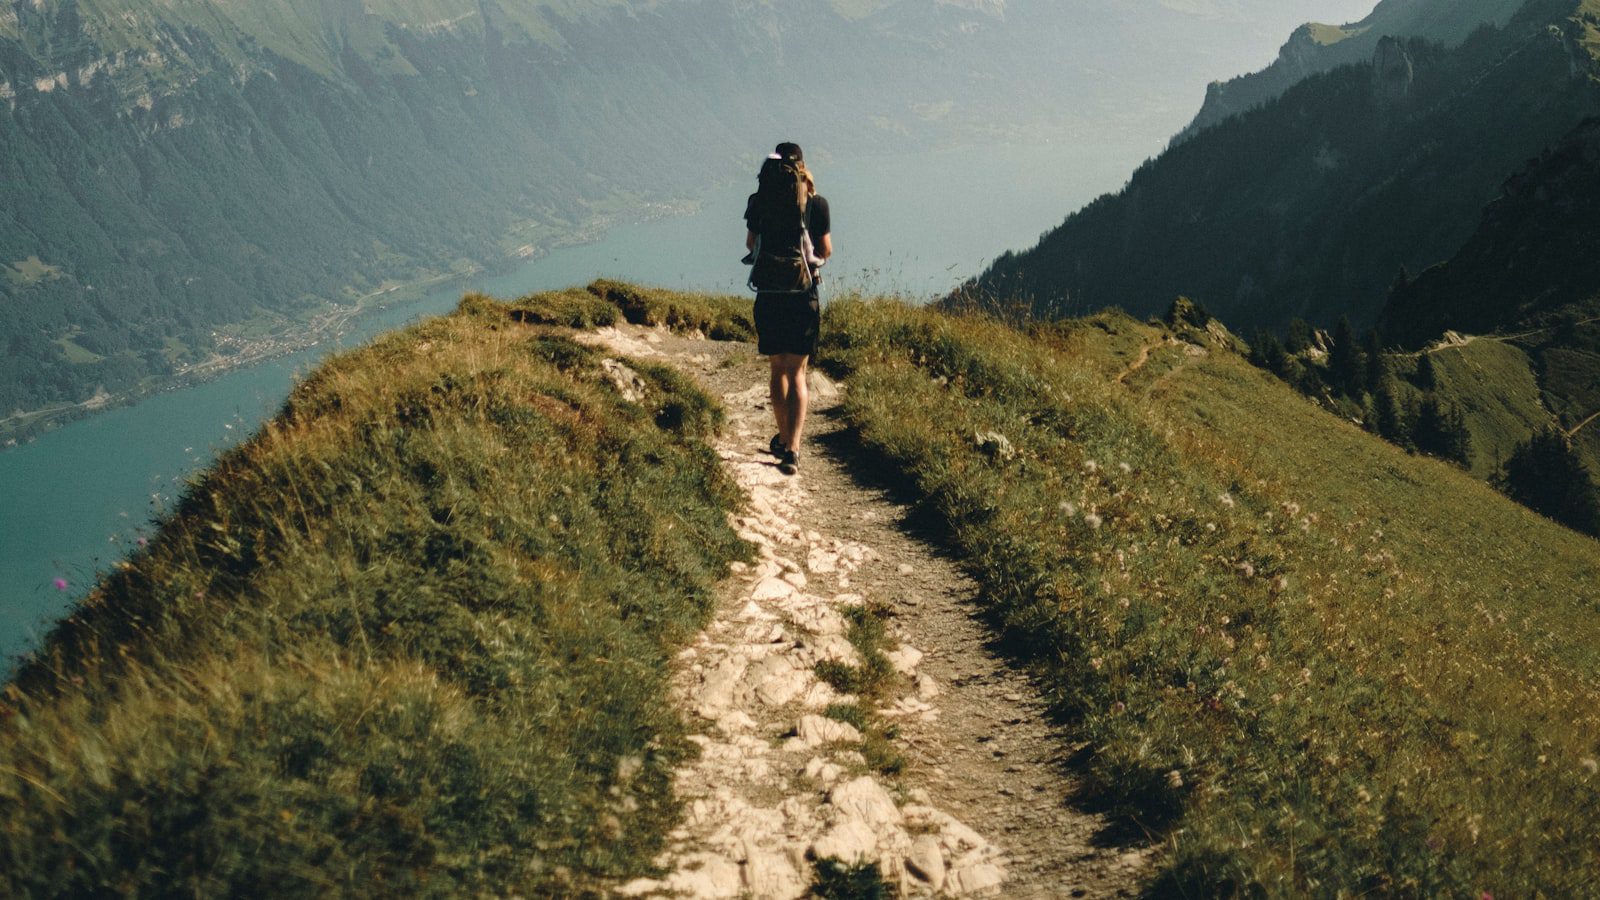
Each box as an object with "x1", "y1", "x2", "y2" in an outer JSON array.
[{"x1": 53, "y1": 578, "x2": 68, "y2": 591}]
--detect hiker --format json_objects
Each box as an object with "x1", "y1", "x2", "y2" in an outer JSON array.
[{"x1": 744, "y1": 142, "x2": 832, "y2": 475}]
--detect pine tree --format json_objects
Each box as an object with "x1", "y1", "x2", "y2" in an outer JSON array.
[
  {"x1": 1500, "y1": 428, "x2": 1600, "y2": 535},
  {"x1": 1414, "y1": 397, "x2": 1472, "y2": 465},
  {"x1": 1415, "y1": 353, "x2": 1438, "y2": 391},
  {"x1": 1375, "y1": 375, "x2": 1411, "y2": 446},
  {"x1": 1389, "y1": 264, "x2": 1412, "y2": 296},
  {"x1": 1328, "y1": 316, "x2": 1363, "y2": 398},
  {"x1": 1285, "y1": 318, "x2": 1314, "y2": 354},
  {"x1": 1250, "y1": 331, "x2": 1289, "y2": 376},
  {"x1": 1363, "y1": 329, "x2": 1386, "y2": 396}
]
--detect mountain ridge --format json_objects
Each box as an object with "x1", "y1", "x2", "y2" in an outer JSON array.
[{"x1": 957, "y1": 0, "x2": 1600, "y2": 335}]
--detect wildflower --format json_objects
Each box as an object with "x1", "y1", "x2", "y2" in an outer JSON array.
[
  {"x1": 1059, "y1": 501, "x2": 1078, "y2": 516},
  {"x1": 1218, "y1": 492, "x2": 1235, "y2": 508},
  {"x1": 53, "y1": 578, "x2": 68, "y2": 591},
  {"x1": 136, "y1": 537, "x2": 148, "y2": 547},
  {"x1": 1111, "y1": 701, "x2": 1126, "y2": 713},
  {"x1": 1083, "y1": 459, "x2": 1099, "y2": 473},
  {"x1": 1118, "y1": 462, "x2": 1132, "y2": 474},
  {"x1": 1581, "y1": 758, "x2": 1598, "y2": 775},
  {"x1": 1166, "y1": 770, "x2": 1184, "y2": 789},
  {"x1": 1083, "y1": 512, "x2": 1103, "y2": 530},
  {"x1": 1090, "y1": 657, "x2": 1103, "y2": 671}
]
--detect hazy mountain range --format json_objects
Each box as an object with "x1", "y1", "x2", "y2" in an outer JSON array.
[{"x1": 0, "y1": 0, "x2": 1372, "y2": 430}]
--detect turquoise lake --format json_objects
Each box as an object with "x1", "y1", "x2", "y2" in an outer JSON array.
[{"x1": 0, "y1": 140, "x2": 1142, "y2": 664}]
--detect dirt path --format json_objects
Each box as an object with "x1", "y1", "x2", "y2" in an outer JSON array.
[{"x1": 581, "y1": 324, "x2": 1153, "y2": 898}]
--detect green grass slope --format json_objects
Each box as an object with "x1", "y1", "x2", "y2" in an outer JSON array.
[
  {"x1": 0, "y1": 290, "x2": 749, "y2": 896},
  {"x1": 1402, "y1": 339, "x2": 1551, "y2": 476},
  {"x1": 820, "y1": 298, "x2": 1600, "y2": 895}
]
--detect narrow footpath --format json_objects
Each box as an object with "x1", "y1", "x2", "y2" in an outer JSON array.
[{"x1": 579, "y1": 323, "x2": 1155, "y2": 898}]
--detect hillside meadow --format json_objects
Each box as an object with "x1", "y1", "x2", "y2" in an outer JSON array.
[
  {"x1": 3, "y1": 283, "x2": 1598, "y2": 895},
  {"x1": 0, "y1": 286, "x2": 750, "y2": 896},
  {"x1": 820, "y1": 297, "x2": 1600, "y2": 896}
]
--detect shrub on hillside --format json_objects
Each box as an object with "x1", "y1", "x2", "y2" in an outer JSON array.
[{"x1": 1500, "y1": 427, "x2": 1600, "y2": 535}]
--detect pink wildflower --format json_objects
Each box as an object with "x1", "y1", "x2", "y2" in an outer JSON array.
[{"x1": 53, "y1": 578, "x2": 68, "y2": 591}]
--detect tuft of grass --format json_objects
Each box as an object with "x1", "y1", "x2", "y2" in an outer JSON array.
[
  {"x1": 820, "y1": 296, "x2": 1600, "y2": 896},
  {"x1": 466, "y1": 287, "x2": 619, "y2": 329},
  {"x1": 586, "y1": 279, "x2": 755, "y2": 341},
  {"x1": 0, "y1": 298, "x2": 749, "y2": 896},
  {"x1": 813, "y1": 604, "x2": 905, "y2": 775},
  {"x1": 811, "y1": 857, "x2": 892, "y2": 899}
]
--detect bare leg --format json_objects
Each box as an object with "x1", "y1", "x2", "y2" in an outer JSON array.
[
  {"x1": 770, "y1": 353, "x2": 809, "y2": 453},
  {"x1": 770, "y1": 357, "x2": 793, "y2": 447}
]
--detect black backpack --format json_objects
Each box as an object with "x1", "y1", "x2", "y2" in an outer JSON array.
[{"x1": 746, "y1": 167, "x2": 820, "y2": 294}]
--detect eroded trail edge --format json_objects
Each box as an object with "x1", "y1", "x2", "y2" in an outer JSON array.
[{"x1": 584, "y1": 324, "x2": 1152, "y2": 898}]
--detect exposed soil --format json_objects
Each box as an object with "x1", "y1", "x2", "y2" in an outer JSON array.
[{"x1": 582, "y1": 324, "x2": 1156, "y2": 898}]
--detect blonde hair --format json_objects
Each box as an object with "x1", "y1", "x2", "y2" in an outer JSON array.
[{"x1": 796, "y1": 161, "x2": 816, "y2": 197}]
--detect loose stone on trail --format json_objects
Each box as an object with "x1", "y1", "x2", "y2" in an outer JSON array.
[{"x1": 582, "y1": 323, "x2": 1151, "y2": 898}]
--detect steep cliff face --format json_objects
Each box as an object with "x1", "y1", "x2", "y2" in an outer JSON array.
[
  {"x1": 959, "y1": 1, "x2": 1600, "y2": 335},
  {"x1": 1181, "y1": 0, "x2": 1526, "y2": 138}
]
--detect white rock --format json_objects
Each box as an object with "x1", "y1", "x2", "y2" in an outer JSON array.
[
  {"x1": 796, "y1": 715, "x2": 862, "y2": 747},
  {"x1": 752, "y1": 577, "x2": 796, "y2": 602},
  {"x1": 807, "y1": 547, "x2": 840, "y2": 574},
  {"x1": 946, "y1": 862, "x2": 1005, "y2": 895},
  {"x1": 802, "y1": 634, "x2": 860, "y2": 667},
  {"x1": 798, "y1": 681, "x2": 843, "y2": 709},
  {"x1": 698, "y1": 657, "x2": 749, "y2": 716},
  {"x1": 781, "y1": 569, "x2": 808, "y2": 589},
  {"x1": 885, "y1": 645, "x2": 924, "y2": 676},
  {"x1": 940, "y1": 816, "x2": 990, "y2": 853},
  {"x1": 744, "y1": 850, "x2": 807, "y2": 900},
  {"x1": 717, "y1": 710, "x2": 758, "y2": 734},
  {"x1": 810, "y1": 820, "x2": 878, "y2": 865},
  {"x1": 616, "y1": 877, "x2": 663, "y2": 896},
  {"x1": 917, "y1": 673, "x2": 943, "y2": 700},
  {"x1": 906, "y1": 835, "x2": 946, "y2": 890},
  {"x1": 750, "y1": 657, "x2": 810, "y2": 707},
  {"x1": 790, "y1": 604, "x2": 848, "y2": 637},
  {"x1": 803, "y1": 756, "x2": 844, "y2": 784},
  {"x1": 897, "y1": 563, "x2": 915, "y2": 575},
  {"x1": 828, "y1": 777, "x2": 903, "y2": 829},
  {"x1": 736, "y1": 600, "x2": 775, "y2": 622},
  {"x1": 667, "y1": 854, "x2": 743, "y2": 898}
]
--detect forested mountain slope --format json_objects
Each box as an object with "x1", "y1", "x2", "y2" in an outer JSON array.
[
  {"x1": 1182, "y1": 0, "x2": 1526, "y2": 137},
  {"x1": 957, "y1": 0, "x2": 1600, "y2": 336}
]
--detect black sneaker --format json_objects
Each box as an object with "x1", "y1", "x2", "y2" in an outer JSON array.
[
  {"x1": 778, "y1": 450, "x2": 799, "y2": 475},
  {"x1": 769, "y1": 434, "x2": 784, "y2": 458}
]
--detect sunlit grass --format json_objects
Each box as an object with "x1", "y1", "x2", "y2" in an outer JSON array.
[
  {"x1": 821, "y1": 297, "x2": 1600, "y2": 896},
  {"x1": 0, "y1": 292, "x2": 749, "y2": 895}
]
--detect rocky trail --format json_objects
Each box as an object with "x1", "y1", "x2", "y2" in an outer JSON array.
[{"x1": 579, "y1": 323, "x2": 1155, "y2": 898}]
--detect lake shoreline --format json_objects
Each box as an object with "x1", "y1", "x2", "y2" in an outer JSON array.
[{"x1": 0, "y1": 199, "x2": 704, "y2": 449}]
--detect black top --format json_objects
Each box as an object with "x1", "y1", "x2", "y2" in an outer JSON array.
[{"x1": 745, "y1": 194, "x2": 830, "y2": 256}]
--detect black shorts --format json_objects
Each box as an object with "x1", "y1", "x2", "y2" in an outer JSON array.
[{"x1": 754, "y1": 290, "x2": 820, "y2": 357}]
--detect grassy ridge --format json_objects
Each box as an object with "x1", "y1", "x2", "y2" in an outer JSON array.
[
  {"x1": 821, "y1": 298, "x2": 1600, "y2": 895},
  {"x1": 0, "y1": 293, "x2": 748, "y2": 896}
]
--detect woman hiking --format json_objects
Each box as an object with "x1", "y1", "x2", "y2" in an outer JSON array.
[{"x1": 744, "y1": 142, "x2": 831, "y2": 475}]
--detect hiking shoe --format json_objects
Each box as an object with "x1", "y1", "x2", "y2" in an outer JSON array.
[
  {"x1": 769, "y1": 434, "x2": 784, "y2": 458},
  {"x1": 778, "y1": 450, "x2": 799, "y2": 476}
]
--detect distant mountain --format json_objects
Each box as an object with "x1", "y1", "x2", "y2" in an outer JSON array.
[
  {"x1": 0, "y1": 0, "x2": 1393, "y2": 436},
  {"x1": 957, "y1": 0, "x2": 1600, "y2": 335},
  {"x1": 1181, "y1": 0, "x2": 1527, "y2": 139}
]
